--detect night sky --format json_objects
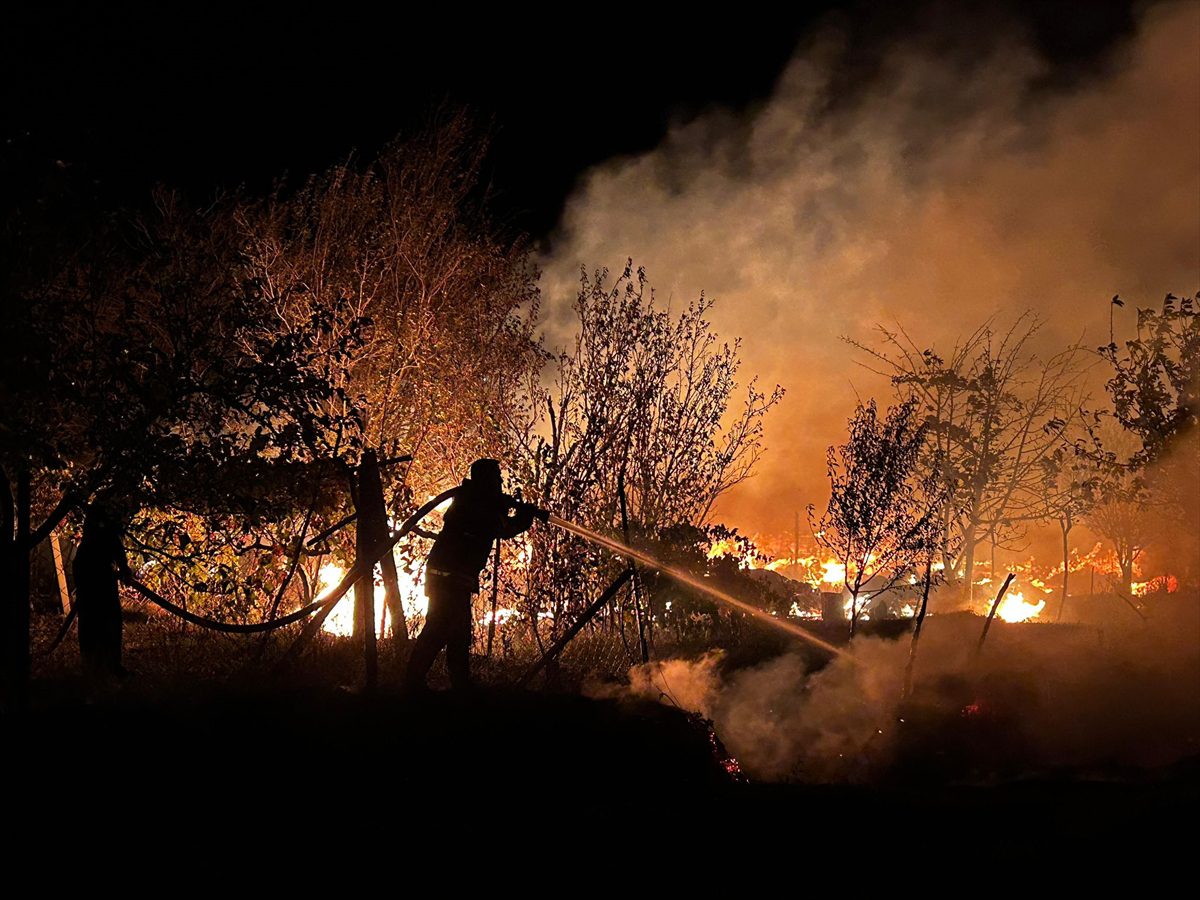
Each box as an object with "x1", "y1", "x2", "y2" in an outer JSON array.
[
  {"x1": 3, "y1": 2, "x2": 1141, "y2": 238},
  {"x1": 8, "y1": 0, "x2": 1190, "y2": 537}
]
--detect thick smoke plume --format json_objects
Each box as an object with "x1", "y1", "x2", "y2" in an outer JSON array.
[
  {"x1": 542, "y1": 2, "x2": 1200, "y2": 532},
  {"x1": 613, "y1": 602, "x2": 1200, "y2": 782}
]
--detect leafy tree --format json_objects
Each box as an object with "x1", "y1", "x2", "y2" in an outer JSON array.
[
  {"x1": 1078, "y1": 293, "x2": 1200, "y2": 597},
  {"x1": 1100, "y1": 293, "x2": 1199, "y2": 465},
  {"x1": 235, "y1": 111, "x2": 542, "y2": 633},
  {"x1": 1, "y1": 187, "x2": 368, "y2": 692}
]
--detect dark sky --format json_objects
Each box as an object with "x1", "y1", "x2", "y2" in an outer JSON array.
[{"x1": 3, "y1": 2, "x2": 1140, "y2": 237}]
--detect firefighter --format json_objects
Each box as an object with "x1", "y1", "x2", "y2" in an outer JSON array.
[{"x1": 405, "y1": 459, "x2": 545, "y2": 691}]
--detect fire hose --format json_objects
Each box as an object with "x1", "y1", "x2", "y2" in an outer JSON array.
[{"x1": 120, "y1": 486, "x2": 464, "y2": 635}]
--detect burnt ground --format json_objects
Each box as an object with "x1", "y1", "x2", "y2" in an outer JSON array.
[
  {"x1": 5, "y1": 683, "x2": 1197, "y2": 857},
  {"x1": 8, "y1": 609, "x2": 1198, "y2": 864}
]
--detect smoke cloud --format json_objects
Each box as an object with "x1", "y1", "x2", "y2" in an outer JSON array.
[
  {"x1": 615, "y1": 603, "x2": 1200, "y2": 782},
  {"x1": 541, "y1": 2, "x2": 1200, "y2": 533}
]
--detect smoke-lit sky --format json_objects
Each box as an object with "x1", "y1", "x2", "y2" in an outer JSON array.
[
  {"x1": 543, "y1": 1, "x2": 1200, "y2": 533},
  {"x1": 5, "y1": 2, "x2": 1196, "y2": 536}
]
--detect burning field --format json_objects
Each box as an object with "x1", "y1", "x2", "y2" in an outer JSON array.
[{"x1": 3, "y1": 2, "x2": 1198, "y2": 849}]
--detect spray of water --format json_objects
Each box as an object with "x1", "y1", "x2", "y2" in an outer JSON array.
[{"x1": 547, "y1": 514, "x2": 851, "y2": 660}]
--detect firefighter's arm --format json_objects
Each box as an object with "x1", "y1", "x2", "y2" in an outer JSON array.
[{"x1": 498, "y1": 501, "x2": 546, "y2": 539}]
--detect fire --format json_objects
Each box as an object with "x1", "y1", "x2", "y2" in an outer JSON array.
[
  {"x1": 478, "y1": 606, "x2": 521, "y2": 626},
  {"x1": 706, "y1": 538, "x2": 741, "y2": 561},
  {"x1": 992, "y1": 590, "x2": 1046, "y2": 623},
  {"x1": 820, "y1": 559, "x2": 847, "y2": 586},
  {"x1": 1133, "y1": 575, "x2": 1179, "y2": 597},
  {"x1": 315, "y1": 561, "x2": 428, "y2": 637}
]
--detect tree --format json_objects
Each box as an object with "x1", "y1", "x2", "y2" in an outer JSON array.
[
  {"x1": 851, "y1": 315, "x2": 1088, "y2": 602},
  {"x1": 508, "y1": 263, "x2": 782, "y2": 651},
  {"x1": 1100, "y1": 293, "x2": 1199, "y2": 466},
  {"x1": 1087, "y1": 481, "x2": 1153, "y2": 600},
  {"x1": 235, "y1": 110, "x2": 542, "y2": 634},
  {"x1": 1, "y1": 187, "x2": 369, "y2": 694},
  {"x1": 1075, "y1": 294, "x2": 1200, "y2": 599},
  {"x1": 1038, "y1": 440, "x2": 1105, "y2": 620},
  {"x1": 810, "y1": 398, "x2": 946, "y2": 638}
]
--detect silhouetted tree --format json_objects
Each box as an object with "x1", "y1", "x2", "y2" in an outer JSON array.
[
  {"x1": 236, "y1": 110, "x2": 542, "y2": 633},
  {"x1": 851, "y1": 314, "x2": 1087, "y2": 601},
  {"x1": 1100, "y1": 293, "x2": 1199, "y2": 466},
  {"x1": 1039, "y1": 441, "x2": 1105, "y2": 619},
  {"x1": 510, "y1": 263, "x2": 782, "y2": 650},
  {"x1": 1076, "y1": 294, "x2": 1200, "y2": 597},
  {"x1": 1, "y1": 187, "x2": 369, "y2": 691},
  {"x1": 810, "y1": 398, "x2": 946, "y2": 637}
]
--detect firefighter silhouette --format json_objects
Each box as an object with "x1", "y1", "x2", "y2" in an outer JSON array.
[{"x1": 405, "y1": 459, "x2": 544, "y2": 690}]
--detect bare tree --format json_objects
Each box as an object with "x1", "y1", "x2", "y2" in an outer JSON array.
[
  {"x1": 851, "y1": 314, "x2": 1088, "y2": 601},
  {"x1": 1039, "y1": 440, "x2": 1105, "y2": 620},
  {"x1": 1087, "y1": 482, "x2": 1153, "y2": 600},
  {"x1": 508, "y1": 262, "x2": 782, "y2": 647},
  {"x1": 810, "y1": 398, "x2": 946, "y2": 638},
  {"x1": 234, "y1": 110, "x2": 543, "y2": 634}
]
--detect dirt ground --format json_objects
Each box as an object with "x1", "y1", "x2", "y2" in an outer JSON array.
[{"x1": 8, "y1": 609, "x2": 1198, "y2": 859}]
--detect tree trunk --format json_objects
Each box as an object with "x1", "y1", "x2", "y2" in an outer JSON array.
[
  {"x1": 354, "y1": 450, "x2": 406, "y2": 644},
  {"x1": 976, "y1": 573, "x2": 1015, "y2": 656},
  {"x1": 1056, "y1": 517, "x2": 1071, "y2": 622},
  {"x1": 903, "y1": 559, "x2": 934, "y2": 699},
  {"x1": 352, "y1": 456, "x2": 378, "y2": 692},
  {"x1": 961, "y1": 526, "x2": 978, "y2": 606}
]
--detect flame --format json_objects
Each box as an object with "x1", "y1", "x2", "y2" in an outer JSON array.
[
  {"x1": 478, "y1": 606, "x2": 521, "y2": 626},
  {"x1": 788, "y1": 601, "x2": 821, "y2": 620},
  {"x1": 845, "y1": 592, "x2": 870, "y2": 621},
  {"x1": 706, "y1": 538, "x2": 741, "y2": 561},
  {"x1": 315, "y1": 561, "x2": 428, "y2": 637},
  {"x1": 820, "y1": 559, "x2": 847, "y2": 586},
  {"x1": 992, "y1": 590, "x2": 1046, "y2": 623},
  {"x1": 1133, "y1": 575, "x2": 1178, "y2": 597}
]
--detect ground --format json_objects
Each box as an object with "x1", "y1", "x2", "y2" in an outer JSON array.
[{"x1": 7, "y1": 611, "x2": 1198, "y2": 855}]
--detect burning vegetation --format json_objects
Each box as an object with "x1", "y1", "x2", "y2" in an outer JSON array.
[{"x1": 1, "y1": 8, "x2": 1196, "y2": 809}]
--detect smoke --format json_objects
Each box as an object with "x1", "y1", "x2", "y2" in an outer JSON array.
[
  {"x1": 541, "y1": 2, "x2": 1200, "y2": 532},
  {"x1": 616, "y1": 602, "x2": 1200, "y2": 782}
]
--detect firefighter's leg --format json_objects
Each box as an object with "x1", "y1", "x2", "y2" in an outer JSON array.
[
  {"x1": 445, "y1": 590, "x2": 473, "y2": 690},
  {"x1": 405, "y1": 580, "x2": 451, "y2": 688},
  {"x1": 102, "y1": 584, "x2": 124, "y2": 677}
]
